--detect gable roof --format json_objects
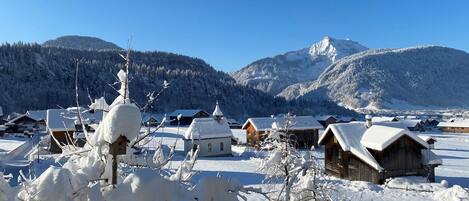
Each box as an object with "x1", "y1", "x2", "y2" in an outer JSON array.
[
  {"x1": 418, "y1": 135, "x2": 436, "y2": 143},
  {"x1": 7, "y1": 114, "x2": 37, "y2": 124},
  {"x1": 360, "y1": 125, "x2": 428, "y2": 151},
  {"x1": 141, "y1": 113, "x2": 161, "y2": 123},
  {"x1": 47, "y1": 109, "x2": 77, "y2": 132},
  {"x1": 184, "y1": 118, "x2": 233, "y2": 140},
  {"x1": 319, "y1": 122, "x2": 429, "y2": 171},
  {"x1": 242, "y1": 116, "x2": 322, "y2": 131},
  {"x1": 169, "y1": 109, "x2": 208, "y2": 117},
  {"x1": 399, "y1": 119, "x2": 424, "y2": 128},
  {"x1": 46, "y1": 107, "x2": 103, "y2": 132},
  {"x1": 26, "y1": 110, "x2": 47, "y2": 121}
]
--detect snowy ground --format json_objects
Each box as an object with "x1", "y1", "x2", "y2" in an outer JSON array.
[
  {"x1": 0, "y1": 135, "x2": 29, "y2": 157},
  {"x1": 1, "y1": 127, "x2": 469, "y2": 200}
]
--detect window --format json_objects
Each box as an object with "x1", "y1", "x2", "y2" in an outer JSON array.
[
  {"x1": 208, "y1": 143, "x2": 212, "y2": 152},
  {"x1": 220, "y1": 142, "x2": 224, "y2": 151}
]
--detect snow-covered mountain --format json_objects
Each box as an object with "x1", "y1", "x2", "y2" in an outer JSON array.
[
  {"x1": 279, "y1": 46, "x2": 469, "y2": 110},
  {"x1": 43, "y1": 35, "x2": 122, "y2": 51},
  {"x1": 231, "y1": 36, "x2": 368, "y2": 95}
]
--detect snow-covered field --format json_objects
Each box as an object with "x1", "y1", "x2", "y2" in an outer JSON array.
[{"x1": 1, "y1": 127, "x2": 469, "y2": 200}]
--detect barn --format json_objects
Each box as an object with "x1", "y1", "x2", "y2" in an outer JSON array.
[
  {"x1": 319, "y1": 120, "x2": 440, "y2": 184},
  {"x1": 183, "y1": 103, "x2": 232, "y2": 157},
  {"x1": 242, "y1": 116, "x2": 322, "y2": 149},
  {"x1": 169, "y1": 109, "x2": 209, "y2": 126}
]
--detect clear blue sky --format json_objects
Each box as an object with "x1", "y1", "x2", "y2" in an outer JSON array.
[{"x1": 1, "y1": 0, "x2": 468, "y2": 72}]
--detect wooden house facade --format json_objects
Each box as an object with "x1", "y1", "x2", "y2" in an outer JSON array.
[
  {"x1": 437, "y1": 121, "x2": 469, "y2": 133},
  {"x1": 242, "y1": 116, "x2": 322, "y2": 149},
  {"x1": 319, "y1": 122, "x2": 440, "y2": 184},
  {"x1": 169, "y1": 109, "x2": 210, "y2": 126}
]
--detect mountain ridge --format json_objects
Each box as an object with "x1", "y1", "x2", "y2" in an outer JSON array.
[
  {"x1": 43, "y1": 35, "x2": 123, "y2": 51},
  {"x1": 231, "y1": 36, "x2": 368, "y2": 95},
  {"x1": 279, "y1": 46, "x2": 469, "y2": 110}
]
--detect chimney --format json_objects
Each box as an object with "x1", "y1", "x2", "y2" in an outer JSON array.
[{"x1": 365, "y1": 115, "x2": 372, "y2": 128}]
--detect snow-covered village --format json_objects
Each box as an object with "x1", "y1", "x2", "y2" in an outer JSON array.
[{"x1": 1, "y1": 1, "x2": 469, "y2": 201}]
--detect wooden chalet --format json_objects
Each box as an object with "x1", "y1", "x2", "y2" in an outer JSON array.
[
  {"x1": 169, "y1": 109, "x2": 209, "y2": 126},
  {"x1": 319, "y1": 120, "x2": 440, "y2": 184},
  {"x1": 437, "y1": 120, "x2": 469, "y2": 133},
  {"x1": 242, "y1": 116, "x2": 323, "y2": 149},
  {"x1": 4, "y1": 114, "x2": 39, "y2": 135}
]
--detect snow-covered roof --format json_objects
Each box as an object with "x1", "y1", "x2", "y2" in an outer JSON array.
[
  {"x1": 319, "y1": 122, "x2": 429, "y2": 171},
  {"x1": 361, "y1": 125, "x2": 428, "y2": 151},
  {"x1": 169, "y1": 109, "x2": 208, "y2": 117},
  {"x1": 184, "y1": 118, "x2": 233, "y2": 140},
  {"x1": 418, "y1": 135, "x2": 436, "y2": 143},
  {"x1": 313, "y1": 115, "x2": 336, "y2": 121},
  {"x1": 142, "y1": 114, "x2": 158, "y2": 123},
  {"x1": 46, "y1": 108, "x2": 103, "y2": 132},
  {"x1": 242, "y1": 116, "x2": 323, "y2": 131},
  {"x1": 399, "y1": 119, "x2": 423, "y2": 128},
  {"x1": 26, "y1": 110, "x2": 47, "y2": 121},
  {"x1": 226, "y1": 118, "x2": 239, "y2": 124},
  {"x1": 372, "y1": 116, "x2": 397, "y2": 122},
  {"x1": 46, "y1": 109, "x2": 77, "y2": 132},
  {"x1": 7, "y1": 113, "x2": 39, "y2": 124},
  {"x1": 371, "y1": 120, "x2": 420, "y2": 130},
  {"x1": 437, "y1": 120, "x2": 469, "y2": 128}
]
